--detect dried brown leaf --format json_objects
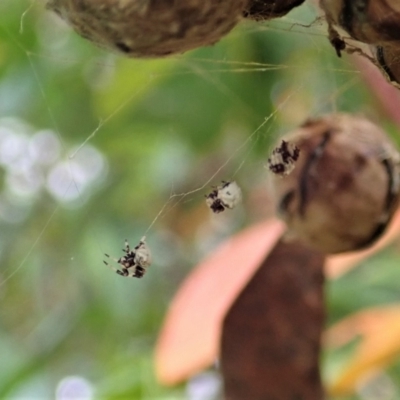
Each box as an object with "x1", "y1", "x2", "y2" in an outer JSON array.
[{"x1": 221, "y1": 239, "x2": 326, "y2": 400}]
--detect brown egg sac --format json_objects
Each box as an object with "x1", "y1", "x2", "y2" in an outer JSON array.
[
  {"x1": 46, "y1": 0, "x2": 248, "y2": 57},
  {"x1": 375, "y1": 45, "x2": 400, "y2": 88},
  {"x1": 320, "y1": 0, "x2": 400, "y2": 45},
  {"x1": 270, "y1": 114, "x2": 400, "y2": 254},
  {"x1": 243, "y1": 0, "x2": 305, "y2": 20}
]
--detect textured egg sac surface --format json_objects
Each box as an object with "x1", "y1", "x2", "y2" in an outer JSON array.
[
  {"x1": 270, "y1": 114, "x2": 400, "y2": 254},
  {"x1": 47, "y1": 0, "x2": 248, "y2": 57},
  {"x1": 375, "y1": 45, "x2": 400, "y2": 87},
  {"x1": 321, "y1": 0, "x2": 400, "y2": 45},
  {"x1": 243, "y1": 0, "x2": 305, "y2": 20}
]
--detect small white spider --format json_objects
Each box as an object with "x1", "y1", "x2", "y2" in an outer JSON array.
[
  {"x1": 268, "y1": 140, "x2": 300, "y2": 176},
  {"x1": 104, "y1": 236, "x2": 152, "y2": 278},
  {"x1": 205, "y1": 181, "x2": 242, "y2": 213}
]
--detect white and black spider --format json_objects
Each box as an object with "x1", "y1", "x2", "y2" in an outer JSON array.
[
  {"x1": 103, "y1": 236, "x2": 152, "y2": 278},
  {"x1": 268, "y1": 140, "x2": 300, "y2": 176},
  {"x1": 205, "y1": 181, "x2": 242, "y2": 213}
]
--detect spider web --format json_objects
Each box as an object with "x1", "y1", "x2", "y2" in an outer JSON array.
[
  {"x1": 0, "y1": 0, "x2": 371, "y2": 289},
  {"x1": 3, "y1": 1, "x2": 396, "y2": 399}
]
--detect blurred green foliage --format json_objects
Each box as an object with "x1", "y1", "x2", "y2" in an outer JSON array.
[{"x1": 1, "y1": 1, "x2": 400, "y2": 399}]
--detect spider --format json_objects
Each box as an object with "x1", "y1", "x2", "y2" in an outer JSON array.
[
  {"x1": 268, "y1": 140, "x2": 300, "y2": 176},
  {"x1": 205, "y1": 181, "x2": 242, "y2": 213},
  {"x1": 103, "y1": 236, "x2": 152, "y2": 278}
]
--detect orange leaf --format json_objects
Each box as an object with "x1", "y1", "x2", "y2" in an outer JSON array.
[
  {"x1": 154, "y1": 218, "x2": 285, "y2": 385},
  {"x1": 155, "y1": 209, "x2": 400, "y2": 386},
  {"x1": 326, "y1": 305, "x2": 400, "y2": 396}
]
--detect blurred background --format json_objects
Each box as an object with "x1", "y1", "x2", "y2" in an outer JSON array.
[{"x1": 1, "y1": 1, "x2": 400, "y2": 399}]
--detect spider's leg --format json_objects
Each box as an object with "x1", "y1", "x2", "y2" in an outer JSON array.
[
  {"x1": 123, "y1": 239, "x2": 130, "y2": 253},
  {"x1": 103, "y1": 260, "x2": 129, "y2": 277},
  {"x1": 104, "y1": 254, "x2": 124, "y2": 264},
  {"x1": 133, "y1": 266, "x2": 146, "y2": 278},
  {"x1": 116, "y1": 268, "x2": 129, "y2": 277},
  {"x1": 126, "y1": 268, "x2": 140, "y2": 278},
  {"x1": 134, "y1": 237, "x2": 146, "y2": 250},
  {"x1": 124, "y1": 260, "x2": 136, "y2": 270}
]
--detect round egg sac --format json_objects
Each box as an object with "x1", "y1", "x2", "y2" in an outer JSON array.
[
  {"x1": 270, "y1": 113, "x2": 400, "y2": 254},
  {"x1": 46, "y1": 0, "x2": 248, "y2": 57}
]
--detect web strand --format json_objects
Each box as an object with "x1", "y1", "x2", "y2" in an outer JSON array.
[{"x1": 0, "y1": 4, "x2": 366, "y2": 284}]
